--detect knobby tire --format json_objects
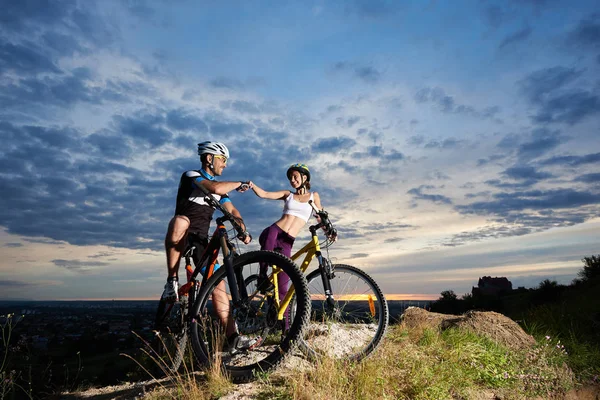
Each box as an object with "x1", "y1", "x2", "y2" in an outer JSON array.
[
  {"x1": 189, "y1": 250, "x2": 310, "y2": 383},
  {"x1": 152, "y1": 298, "x2": 189, "y2": 375},
  {"x1": 298, "y1": 264, "x2": 389, "y2": 362}
]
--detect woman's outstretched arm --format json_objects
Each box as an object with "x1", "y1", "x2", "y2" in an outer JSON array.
[{"x1": 249, "y1": 181, "x2": 290, "y2": 200}]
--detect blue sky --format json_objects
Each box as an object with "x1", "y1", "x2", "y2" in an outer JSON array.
[{"x1": 0, "y1": 0, "x2": 599, "y2": 300}]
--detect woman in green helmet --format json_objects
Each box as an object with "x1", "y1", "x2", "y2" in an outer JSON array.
[{"x1": 248, "y1": 163, "x2": 335, "y2": 328}]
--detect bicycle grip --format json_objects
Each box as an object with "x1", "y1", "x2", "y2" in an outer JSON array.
[{"x1": 237, "y1": 181, "x2": 250, "y2": 192}]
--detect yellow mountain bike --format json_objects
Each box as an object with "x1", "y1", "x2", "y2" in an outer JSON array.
[{"x1": 245, "y1": 202, "x2": 389, "y2": 361}]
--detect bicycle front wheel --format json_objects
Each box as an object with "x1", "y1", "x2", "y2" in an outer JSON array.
[
  {"x1": 300, "y1": 264, "x2": 389, "y2": 361},
  {"x1": 189, "y1": 250, "x2": 310, "y2": 383}
]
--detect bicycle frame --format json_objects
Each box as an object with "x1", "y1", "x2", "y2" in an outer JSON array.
[
  {"x1": 272, "y1": 225, "x2": 327, "y2": 320},
  {"x1": 173, "y1": 218, "x2": 244, "y2": 321}
]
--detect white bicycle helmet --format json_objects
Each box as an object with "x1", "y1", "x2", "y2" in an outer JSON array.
[{"x1": 197, "y1": 141, "x2": 230, "y2": 159}]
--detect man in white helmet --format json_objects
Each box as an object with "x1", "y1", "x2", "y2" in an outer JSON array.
[{"x1": 162, "y1": 141, "x2": 254, "y2": 350}]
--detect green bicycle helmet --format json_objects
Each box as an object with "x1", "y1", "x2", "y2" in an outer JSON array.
[{"x1": 286, "y1": 163, "x2": 310, "y2": 182}]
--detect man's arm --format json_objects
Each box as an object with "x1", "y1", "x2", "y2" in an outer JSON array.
[
  {"x1": 222, "y1": 202, "x2": 252, "y2": 244},
  {"x1": 198, "y1": 179, "x2": 244, "y2": 195}
]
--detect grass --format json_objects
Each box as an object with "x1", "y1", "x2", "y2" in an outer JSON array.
[
  {"x1": 151, "y1": 321, "x2": 577, "y2": 400},
  {"x1": 1, "y1": 313, "x2": 33, "y2": 400},
  {"x1": 121, "y1": 331, "x2": 234, "y2": 400},
  {"x1": 261, "y1": 325, "x2": 574, "y2": 400},
  {"x1": 514, "y1": 280, "x2": 600, "y2": 384},
  {"x1": 519, "y1": 304, "x2": 600, "y2": 384}
]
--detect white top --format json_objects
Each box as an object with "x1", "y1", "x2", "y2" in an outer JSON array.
[{"x1": 282, "y1": 192, "x2": 314, "y2": 222}]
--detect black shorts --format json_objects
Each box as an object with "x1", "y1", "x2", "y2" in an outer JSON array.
[{"x1": 186, "y1": 232, "x2": 221, "y2": 276}]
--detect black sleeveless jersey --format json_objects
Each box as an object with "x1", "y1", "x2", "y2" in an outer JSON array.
[{"x1": 174, "y1": 170, "x2": 231, "y2": 237}]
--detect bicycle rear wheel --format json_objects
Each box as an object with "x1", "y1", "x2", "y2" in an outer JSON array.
[
  {"x1": 299, "y1": 264, "x2": 389, "y2": 361},
  {"x1": 189, "y1": 250, "x2": 310, "y2": 383},
  {"x1": 152, "y1": 296, "x2": 189, "y2": 374}
]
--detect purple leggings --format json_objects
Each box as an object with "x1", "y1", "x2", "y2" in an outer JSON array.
[{"x1": 259, "y1": 224, "x2": 295, "y2": 329}]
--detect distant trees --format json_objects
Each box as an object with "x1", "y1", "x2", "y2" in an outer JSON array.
[
  {"x1": 430, "y1": 290, "x2": 474, "y2": 314},
  {"x1": 429, "y1": 254, "x2": 599, "y2": 316},
  {"x1": 578, "y1": 255, "x2": 600, "y2": 283},
  {"x1": 439, "y1": 290, "x2": 457, "y2": 301},
  {"x1": 531, "y1": 279, "x2": 566, "y2": 305}
]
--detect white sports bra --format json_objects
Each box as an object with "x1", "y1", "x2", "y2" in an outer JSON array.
[{"x1": 282, "y1": 192, "x2": 314, "y2": 222}]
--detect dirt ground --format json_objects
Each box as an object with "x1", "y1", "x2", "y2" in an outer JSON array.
[{"x1": 400, "y1": 306, "x2": 537, "y2": 350}]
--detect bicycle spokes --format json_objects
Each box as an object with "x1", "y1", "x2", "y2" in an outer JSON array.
[{"x1": 299, "y1": 264, "x2": 389, "y2": 361}]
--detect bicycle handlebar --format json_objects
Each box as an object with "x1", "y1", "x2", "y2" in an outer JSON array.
[
  {"x1": 194, "y1": 181, "x2": 250, "y2": 240},
  {"x1": 308, "y1": 200, "x2": 337, "y2": 240}
]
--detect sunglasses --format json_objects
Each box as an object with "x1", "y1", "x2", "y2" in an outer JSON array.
[{"x1": 213, "y1": 155, "x2": 228, "y2": 164}]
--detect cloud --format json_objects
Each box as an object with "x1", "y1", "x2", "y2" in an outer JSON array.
[
  {"x1": 477, "y1": 154, "x2": 506, "y2": 167},
  {"x1": 0, "y1": 41, "x2": 61, "y2": 74},
  {"x1": 336, "y1": 116, "x2": 361, "y2": 128},
  {"x1": 458, "y1": 188, "x2": 600, "y2": 215},
  {"x1": 517, "y1": 128, "x2": 567, "y2": 160},
  {"x1": 518, "y1": 66, "x2": 600, "y2": 125},
  {"x1": 204, "y1": 115, "x2": 254, "y2": 137},
  {"x1": 166, "y1": 109, "x2": 209, "y2": 132},
  {"x1": 355, "y1": 66, "x2": 381, "y2": 83},
  {"x1": 86, "y1": 131, "x2": 134, "y2": 160},
  {"x1": 362, "y1": 222, "x2": 413, "y2": 232},
  {"x1": 384, "y1": 237, "x2": 405, "y2": 243},
  {"x1": 485, "y1": 179, "x2": 540, "y2": 189},
  {"x1": 221, "y1": 100, "x2": 262, "y2": 114},
  {"x1": 52, "y1": 259, "x2": 109, "y2": 273},
  {"x1": 441, "y1": 225, "x2": 534, "y2": 247},
  {"x1": 490, "y1": 162, "x2": 556, "y2": 189},
  {"x1": 331, "y1": 61, "x2": 382, "y2": 83},
  {"x1": 532, "y1": 90, "x2": 600, "y2": 125},
  {"x1": 332, "y1": 160, "x2": 360, "y2": 174},
  {"x1": 465, "y1": 191, "x2": 491, "y2": 199},
  {"x1": 455, "y1": 186, "x2": 600, "y2": 243},
  {"x1": 407, "y1": 186, "x2": 452, "y2": 205},
  {"x1": 350, "y1": 145, "x2": 405, "y2": 161},
  {"x1": 574, "y1": 173, "x2": 600, "y2": 184},
  {"x1": 0, "y1": 117, "x2": 179, "y2": 250},
  {"x1": 349, "y1": 253, "x2": 369, "y2": 258},
  {"x1": 499, "y1": 26, "x2": 532, "y2": 49},
  {"x1": 0, "y1": 67, "x2": 147, "y2": 114},
  {"x1": 0, "y1": 279, "x2": 35, "y2": 288},
  {"x1": 414, "y1": 87, "x2": 501, "y2": 119},
  {"x1": 407, "y1": 135, "x2": 425, "y2": 146},
  {"x1": 115, "y1": 114, "x2": 173, "y2": 148},
  {"x1": 0, "y1": 0, "x2": 73, "y2": 33},
  {"x1": 518, "y1": 66, "x2": 581, "y2": 104},
  {"x1": 566, "y1": 13, "x2": 600, "y2": 49},
  {"x1": 539, "y1": 152, "x2": 600, "y2": 167},
  {"x1": 209, "y1": 77, "x2": 246, "y2": 90},
  {"x1": 311, "y1": 136, "x2": 357, "y2": 154},
  {"x1": 502, "y1": 165, "x2": 553, "y2": 181},
  {"x1": 424, "y1": 137, "x2": 464, "y2": 150}
]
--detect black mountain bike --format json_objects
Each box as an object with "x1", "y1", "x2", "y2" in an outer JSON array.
[{"x1": 153, "y1": 185, "x2": 310, "y2": 382}]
